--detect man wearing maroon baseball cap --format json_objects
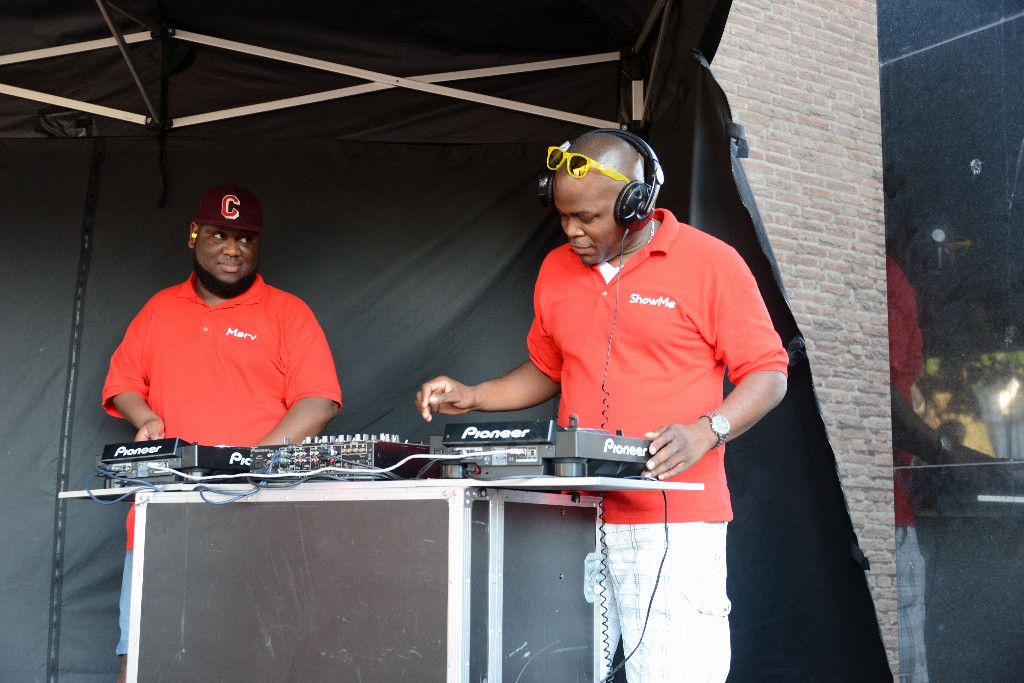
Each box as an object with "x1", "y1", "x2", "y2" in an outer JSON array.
[
  {"x1": 102, "y1": 184, "x2": 342, "y2": 682},
  {"x1": 192, "y1": 183, "x2": 263, "y2": 233},
  {"x1": 187, "y1": 184, "x2": 265, "y2": 302}
]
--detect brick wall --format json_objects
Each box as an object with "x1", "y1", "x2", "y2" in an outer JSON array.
[{"x1": 710, "y1": 0, "x2": 897, "y2": 672}]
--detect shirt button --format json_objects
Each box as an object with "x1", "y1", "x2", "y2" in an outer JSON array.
[
  {"x1": 202, "y1": 327, "x2": 208, "y2": 332},
  {"x1": 602, "y1": 291, "x2": 608, "y2": 296}
]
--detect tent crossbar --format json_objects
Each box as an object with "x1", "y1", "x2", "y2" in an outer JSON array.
[
  {"x1": 0, "y1": 30, "x2": 622, "y2": 130},
  {"x1": 173, "y1": 52, "x2": 621, "y2": 129},
  {"x1": 174, "y1": 83, "x2": 388, "y2": 127},
  {"x1": 0, "y1": 32, "x2": 152, "y2": 67},
  {"x1": 0, "y1": 82, "x2": 149, "y2": 125},
  {"x1": 411, "y1": 52, "x2": 620, "y2": 81},
  {"x1": 174, "y1": 30, "x2": 619, "y2": 129},
  {"x1": 94, "y1": 0, "x2": 159, "y2": 125}
]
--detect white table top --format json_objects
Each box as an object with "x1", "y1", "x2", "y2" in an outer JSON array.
[{"x1": 61, "y1": 476, "x2": 703, "y2": 499}]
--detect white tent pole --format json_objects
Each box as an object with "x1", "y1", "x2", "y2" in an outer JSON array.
[
  {"x1": 0, "y1": 30, "x2": 156, "y2": 126},
  {"x1": 404, "y1": 53, "x2": 622, "y2": 81},
  {"x1": 0, "y1": 32, "x2": 152, "y2": 66},
  {"x1": 0, "y1": 82, "x2": 149, "y2": 125},
  {"x1": 174, "y1": 53, "x2": 622, "y2": 129},
  {"x1": 174, "y1": 31, "x2": 620, "y2": 129},
  {"x1": 174, "y1": 84, "x2": 389, "y2": 128},
  {"x1": 0, "y1": 31, "x2": 623, "y2": 129}
]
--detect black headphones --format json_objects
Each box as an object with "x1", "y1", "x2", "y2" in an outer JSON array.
[{"x1": 538, "y1": 129, "x2": 664, "y2": 233}]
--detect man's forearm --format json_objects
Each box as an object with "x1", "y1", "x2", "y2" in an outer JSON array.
[
  {"x1": 714, "y1": 370, "x2": 788, "y2": 440},
  {"x1": 256, "y1": 397, "x2": 339, "y2": 446},
  {"x1": 111, "y1": 392, "x2": 160, "y2": 430},
  {"x1": 473, "y1": 361, "x2": 561, "y2": 412}
]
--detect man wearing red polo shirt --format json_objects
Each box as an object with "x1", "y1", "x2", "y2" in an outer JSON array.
[
  {"x1": 103, "y1": 184, "x2": 341, "y2": 682},
  {"x1": 416, "y1": 130, "x2": 787, "y2": 682}
]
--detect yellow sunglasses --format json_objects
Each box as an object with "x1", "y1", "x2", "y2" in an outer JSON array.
[{"x1": 546, "y1": 146, "x2": 630, "y2": 183}]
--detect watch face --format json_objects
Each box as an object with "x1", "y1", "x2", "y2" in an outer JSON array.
[{"x1": 711, "y1": 414, "x2": 730, "y2": 436}]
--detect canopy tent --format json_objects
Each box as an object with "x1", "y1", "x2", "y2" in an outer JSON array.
[
  {"x1": 0, "y1": 1, "x2": 891, "y2": 680},
  {"x1": 0, "y1": 0, "x2": 733, "y2": 140}
]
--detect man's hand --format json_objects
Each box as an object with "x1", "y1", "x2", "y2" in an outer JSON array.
[
  {"x1": 416, "y1": 376, "x2": 478, "y2": 422},
  {"x1": 643, "y1": 421, "x2": 719, "y2": 480},
  {"x1": 134, "y1": 417, "x2": 166, "y2": 442},
  {"x1": 112, "y1": 392, "x2": 166, "y2": 442},
  {"x1": 642, "y1": 370, "x2": 787, "y2": 479},
  {"x1": 641, "y1": 371, "x2": 788, "y2": 479},
  {"x1": 415, "y1": 362, "x2": 560, "y2": 422}
]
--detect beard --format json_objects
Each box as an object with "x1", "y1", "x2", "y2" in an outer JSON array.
[{"x1": 193, "y1": 252, "x2": 258, "y2": 299}]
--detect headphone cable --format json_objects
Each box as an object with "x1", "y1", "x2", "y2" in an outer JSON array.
[{"x1": 599, "y1": 229, "x2": 630, "y2": 431}]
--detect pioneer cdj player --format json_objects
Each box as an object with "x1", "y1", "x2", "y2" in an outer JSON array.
[
  {"x1": 431, "y1": 417, "x2": 653, "y2": 479},
  {"x1": 97, "y1": 438, "x2": 252, "y2": 487}
]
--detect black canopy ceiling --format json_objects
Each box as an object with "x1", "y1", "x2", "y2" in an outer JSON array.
[{"x1": 0, "y1": 0, "x2": 730, "y2": 142}]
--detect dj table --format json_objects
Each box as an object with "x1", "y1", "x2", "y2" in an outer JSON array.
[{"x1": 77, "y1": 478, "x2": 699, "y2": 683}]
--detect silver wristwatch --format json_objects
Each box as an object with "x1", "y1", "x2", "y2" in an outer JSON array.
[{"x1": 704, "y1": 412, "x2": 730, "y2": 448}]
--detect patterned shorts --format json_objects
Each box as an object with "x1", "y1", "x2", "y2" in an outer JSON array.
[{"x1": 599, "y1": 521, "x2": 731, "y2": 682}]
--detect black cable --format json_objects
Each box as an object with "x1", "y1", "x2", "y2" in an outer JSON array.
[
  {"x1": 83, "y1": 468, "x2": 163, "y2": 504},
  {"x1": 414, "y1": 458, "x2": 444, "y2": 479},
  {"x1": 86, "y1": 466, "x2": 268, "y2": 506},
  {"x1": 601, "y1": 490, "x2": 669, "y2": 682},
  {"x1": 597, "y1": 495, "x2": 614, "y2": 677},
  {"x1": 193, "y1": 480, "x2": 266, "y2": 505}
]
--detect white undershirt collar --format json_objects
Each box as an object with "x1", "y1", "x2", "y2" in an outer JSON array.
[{"x1": 597, "y1": 261, "x2": 620, "y2": 283}]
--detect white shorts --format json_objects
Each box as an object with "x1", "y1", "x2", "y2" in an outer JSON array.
[{"x1": 599, "y1": 521, "x2": 731, "y2": 683}]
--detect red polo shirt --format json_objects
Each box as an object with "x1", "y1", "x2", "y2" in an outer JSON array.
[
  {"x1": 528, "y1": 209, "x2": 788, "y2": 524},
  {"x1": 103, "y1": 273, "x2": 341, "y2": 547}
]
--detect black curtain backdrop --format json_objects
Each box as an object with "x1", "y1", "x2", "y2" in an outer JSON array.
[{"x1": 0, "y1": 2, "x2": 891, "y2": 680}]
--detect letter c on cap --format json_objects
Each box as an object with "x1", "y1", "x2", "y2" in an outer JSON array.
[{"x1": 221, "y1": 194, "x2": 240, "y2": 220}]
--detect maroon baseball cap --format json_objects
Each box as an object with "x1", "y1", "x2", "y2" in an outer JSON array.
[{"x1": 193, "y1": 184, "x2": 263, "y2": 233}]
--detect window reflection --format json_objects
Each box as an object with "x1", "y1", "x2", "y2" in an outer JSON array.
[
  {"x1": 924, "y1": 352, "x2": 1024, "y2": 461},
  {"x1": 879, "y1": 2, "x2": 1024, "y2": 681}
]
